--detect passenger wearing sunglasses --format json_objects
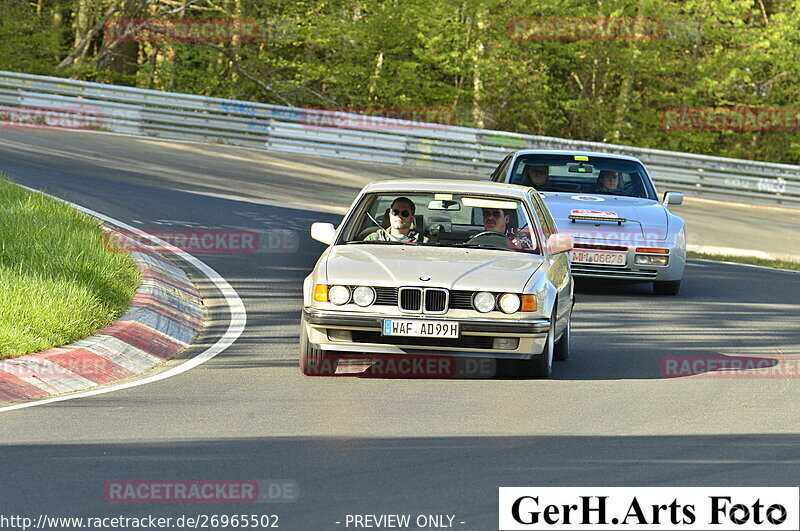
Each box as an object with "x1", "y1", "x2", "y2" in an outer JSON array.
[{"x1": 364, "y1": 197, "x2": 426, "y2": 243}]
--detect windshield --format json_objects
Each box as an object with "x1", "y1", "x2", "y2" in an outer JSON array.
[
  {"x1": 502, "y1": 154, "x2": 657, "y2": 200},
  {"x1": 337, "y1": 193, "x2": 541, "y2": 254}
]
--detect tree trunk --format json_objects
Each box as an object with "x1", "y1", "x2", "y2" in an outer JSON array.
[
  {"x1": 74, "y1": 0, "x2": 90, "y2": 48},
  {"x1": 368, "y1": 51, "x2": 384, "y2": 98},
  {"x1": 471, "y1": 10, "x2": 486, "y2": 128},
  {"x1": 52, "y1": 0, "x2": 63, "y2": 61}
]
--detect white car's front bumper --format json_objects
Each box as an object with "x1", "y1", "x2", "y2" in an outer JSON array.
[
  {"x1": 302, "y1": 308, "x2": 550, "y2": 360},
  {"x1": 569, "y1": 239, "x2": 685, "y2": 281}
]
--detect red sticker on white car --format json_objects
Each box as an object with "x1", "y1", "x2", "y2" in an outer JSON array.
[{"x1": 569, "y1": 209, "x2": 618, "y2": 218}]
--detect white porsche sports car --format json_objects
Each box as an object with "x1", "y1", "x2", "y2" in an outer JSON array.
[{"x1": 491, "y1": 150, "x2": 686, "y2": 295}]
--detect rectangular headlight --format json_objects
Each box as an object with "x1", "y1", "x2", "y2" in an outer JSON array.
[{"x1": 635, "y1": 255, "x2": 669, "y2": 266}]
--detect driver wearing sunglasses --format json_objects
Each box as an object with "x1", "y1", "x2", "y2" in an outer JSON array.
[
  {"x1": 364, "y1": 197, "x2": 426, "y2": 243},
  {"x1": 482, "y1": 208, "x2": 510, "y2": 234},
  {"x1": 481, "y1": 207, "x2": 534, "y2": 251}
]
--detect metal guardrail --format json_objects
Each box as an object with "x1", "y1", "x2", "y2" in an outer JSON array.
[{"x1": 0, "y1": 70, "x2": 798, "y2": 208}]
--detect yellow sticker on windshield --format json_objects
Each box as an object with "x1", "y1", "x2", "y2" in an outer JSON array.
[
  {"x1": 574, "y1": 155, "x2": 589, "y2": 161},
  {"x1": 434, "y1": 194, "x2": 453, "y2": 200}
]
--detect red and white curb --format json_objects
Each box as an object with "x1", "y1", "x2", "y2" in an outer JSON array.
[
  {"x1": 0, "y1": 187, "x2": 246, "y2": 411},
  {"x1": 0, "y1": 230, "x2": 204, "y2": 404}
]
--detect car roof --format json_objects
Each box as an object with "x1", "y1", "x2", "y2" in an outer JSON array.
[
  {"x1": 362, "y1": 179, "x2": 533, "y2": 199},
  {"x1": 509, "y1": 149, "x2": 645, "y2": 164}
]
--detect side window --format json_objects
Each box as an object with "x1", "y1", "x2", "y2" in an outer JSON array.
[
  {"x1": 490, "y1": 155, "x2": 513, "y2": 182},
  {"x1": 529, "y1": 192, "x2": 556, "y2": 239}
]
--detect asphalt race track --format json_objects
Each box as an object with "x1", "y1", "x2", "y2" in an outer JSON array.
[{"x1": 1, "y1": 128, "x2": 799, "y2": 529}]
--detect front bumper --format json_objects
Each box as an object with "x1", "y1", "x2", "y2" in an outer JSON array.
[
  {"x1": 302, "y1": 308, "x2": 550, "y2": 360},
  {"x1": 569, "y1": 239, "x2": 685, "y2": 281}
]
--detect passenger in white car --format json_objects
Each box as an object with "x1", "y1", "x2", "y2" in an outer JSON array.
[{"x1": 594, "y1": 170, "x2": 624, "y2": 193}]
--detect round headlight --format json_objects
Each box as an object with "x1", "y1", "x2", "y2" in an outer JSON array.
[
  {"x1": 473, "y1": 291, "x2": 495, "y2": 313},
  {"x1": 328, "y1": 285, "x2": 350, "y2": 305},
  {"x1": 498, "y1": 293, "x2": 521, "y2": 314},
  {"x1": 352, "y1": 286, "x2": 376, "y2": 307}
]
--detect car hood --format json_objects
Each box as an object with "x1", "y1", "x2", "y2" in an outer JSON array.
[
  {"x1": 325, "y1": 245, "x2": 543, "y2": 292},
  {"x1": 543, "y1": 193, "x2": 668, "y2": 242}
]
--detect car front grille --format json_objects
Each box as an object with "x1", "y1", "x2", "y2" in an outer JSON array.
[
  {"x1": 449, "y1": 291, "x2": 474, "y2": 310},
  {"x1": 397, "y1": 287, "x2": 449, "y2": 314},
  {"x1": 399, "y1": 287, "x2": 423, "y2": 311},
  {"x1": 363, "y1": 287, "x2": 502, "y2": 312},
  {"x1": 424, "y1": 289, "x2": 448, "y2": 313},
  {"x1": 374, "y1": 287, "x2": 398, "y2": 305}
]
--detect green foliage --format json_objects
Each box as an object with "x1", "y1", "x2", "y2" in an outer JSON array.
[
  {"x1": 0, "y1": 176, "x2": 140, "y2": 357},
  {"x1": 4, "y1": 0, "x2": 800, "y2": 163},
  {"x1": 0, "y1": 1, "x2": 62, "y2": 75}
]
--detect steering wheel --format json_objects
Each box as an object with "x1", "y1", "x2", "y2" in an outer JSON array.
[{"x1": 465, "y1": 231, "x2": 509, "y2": 248}]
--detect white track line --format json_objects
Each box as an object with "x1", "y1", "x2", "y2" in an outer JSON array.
[{"x1": 0, "y1": 187, "x2": 246, "y2": 412}]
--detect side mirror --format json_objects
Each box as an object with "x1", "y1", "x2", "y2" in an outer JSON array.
[
  {"x1": 546, "y1": 233, "x2": 573, "y2": 254},
  {"x1": 310, "y1": 222, "x2": 336, "y2": 245},
  {"x1": 663, "y1": 191, "x2": 684, "y2": 206}
]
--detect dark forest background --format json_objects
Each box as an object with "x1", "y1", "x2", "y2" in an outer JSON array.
[{"x1": 3, "y1": 0, "x2": 800, "y2": 163}]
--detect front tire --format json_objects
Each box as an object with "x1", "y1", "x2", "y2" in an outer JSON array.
[
  {"x1": 554, "y1": 308, "x2": 571, "y2": 362},
  {"x1": 299, "y1": 318, "x2": 338, "y2": 376},
  {"x1": 515, "y1": 314, "x2": 554, "y2": 378},
  {"x1": 653, "y1": 279, "x2": 681, "y2": 295}
]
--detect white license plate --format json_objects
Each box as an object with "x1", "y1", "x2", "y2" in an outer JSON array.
[
  {"x1": 570, "y1": 250, "x2": 627, "y2": 266},
  {"x1": 382, "y1": 319, "x2": 460, "y2": 338}
]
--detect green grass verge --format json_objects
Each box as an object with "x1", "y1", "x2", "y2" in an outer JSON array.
[
  {"x1": 687, "y1": 251, "x2": 800, "y2": 272},
  {"x1": 0, "y1": 176, "x2": 140, "y2": 358}
]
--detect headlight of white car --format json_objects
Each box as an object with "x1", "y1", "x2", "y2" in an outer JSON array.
[
  {"x1": 473, "y1": 291, "x2": 495, "y2": 313},
  {"x1": 352, "y1": 286, "x2": 376, "y2": 307},
  {"x1": 498, "y1": 293, "x2": 521, "y2": 314},
  {"x1": 328, "y1": 285, "x2": 351, "y2": 305}
]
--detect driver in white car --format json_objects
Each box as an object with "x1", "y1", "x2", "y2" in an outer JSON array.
[
  {"x1": 481, "y1": 208, "x2": 535, "y2": 251},
  {"x1": 481, "y1": 208, "x2": 509, "y2": 233}
]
